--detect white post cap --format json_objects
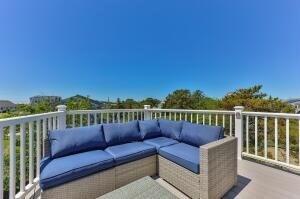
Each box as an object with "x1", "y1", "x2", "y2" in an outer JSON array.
[
  {"x1": 144, "y1": 105, "x2": 151, "y2": 110},
  {"x1": 56, "y1": 105, "x2": 67, "y2": 112},
  {"x1": 234, "y1": 106, "x2": 245, "y2": 111}
]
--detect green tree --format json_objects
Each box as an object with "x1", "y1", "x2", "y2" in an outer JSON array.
[
  {"x1": 220, "y1": 85, "x2": 294, "y2": 112},
  {"x1": 66, "y1": 96, "x2": 92, "y2": 110},
  {"x1": 163, "y1": 89, "x2": 219, "y2": 109},
  {"x1": 140, "y1": 98, "x2": 161, "y2": 108}
]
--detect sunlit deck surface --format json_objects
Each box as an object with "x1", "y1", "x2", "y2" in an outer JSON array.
[{"x1": 156, "y1": 159, "x2": 300, "y2": 199}]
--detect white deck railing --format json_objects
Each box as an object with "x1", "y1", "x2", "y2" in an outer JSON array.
[{"x1": 0, "y1": 105, "x2": 300, "y2": 198}]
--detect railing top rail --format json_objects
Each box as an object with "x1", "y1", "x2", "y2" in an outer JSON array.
[
  {"x1": 0, "y1": 111, "x2": 64, "y2": 127},
  {"x1": 243, "y1": 111, "x2": 300, "y2": 119},
  {"x1": 149, "y1": 108, "x2": 235, "y2": 114},
  {"x1": 68, "y1": 109, "x2": 145, "y2": 114}
]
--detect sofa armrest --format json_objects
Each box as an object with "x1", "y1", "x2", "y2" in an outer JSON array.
[{"x1": 199, "y1": 136, "x2": 237, "y2": 199}]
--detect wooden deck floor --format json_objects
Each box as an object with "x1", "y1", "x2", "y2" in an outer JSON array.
[{"x1": 156, "y1": 159, "x2": 300, "y2": 199}]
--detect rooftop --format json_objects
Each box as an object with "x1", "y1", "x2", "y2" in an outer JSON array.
[{"x1": 0, "y1": 106, "x2": 300, "y2": 199}]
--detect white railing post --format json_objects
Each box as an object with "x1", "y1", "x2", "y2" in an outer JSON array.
[
  {"x1": 144, "y1": 105, "x2": 151, "y2": 120},
  {"x1": 234, "y1": 106, "x2": 244, "y2": 160},
  {"x1": 57, "y1": 105, "x2": 67, "y2": 130}
]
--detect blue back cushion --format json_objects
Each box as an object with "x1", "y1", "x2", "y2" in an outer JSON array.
[
  {"x1": 158, "y1": 119, "x2": 183, "y2": 140},
  {"x1": 49, "y1": 125, "x2": 107, "y2": 159},
  {"x1": 139, "y1": 120, "x2": 161, "y2": 140},
  {"x1": 103, "y1": 121, "x2": 141, "y2": 146},
  {"x1": 180, "y1": 122, "x2": 224, "y2": 147}
]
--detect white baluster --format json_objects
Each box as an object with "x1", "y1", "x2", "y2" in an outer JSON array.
[
  {"x1": 36, "y1": 120, "x2": 41, "y2": 177},
  {"x1": 123, "y1": 112, "x2": 125, "y2": 123},
  {"x1": 246, "y1": 116, "x2": 249, "y2": 154},
  {"x1": 20, "y1": 123, "x2": 26, "y2": 194},
  {"x1": 112, "y1": 113, "x2": 115, "y2": 123},
  {"x1": 185, "y1": 113, "x2": 187, "y2": 121},
  {"x1": 202, "y1": 114, "x2": 205, "y2": 125},
  {"x1": 264, "y1": 117, "x2": 267, "y2": 158},
  {"x1": 215, "y1": 115, "x2": 218, "y2": 126},
  {"x1": 29, "y1": 122, "x2": 34, "y2": 184},
  {"x1": 174, "y1": 113, "x2": 177, "y2": 121},
  {"x1": 180, "y1": 113, "x2": 182, "y2": 120},
  {"x1": 101, "y1": 113, "x2": 103, "y2": 124},
  {"x1": 43, "y1": 119, "x2": 47, "y2": 156},
  {"x1": 80, "y1": 114, "x2": 83, "y2": 126},
  {"x1": 191, "y1": 114, "x2": 193, "y2": 123},
  {"x1": 169, "y1": 112, "x2": 171, "y2": 120},
  {"x1": 72, "y1": 114, "x2": 75, "y2": 127},
  {"x1": 255, "y1": 116, "x2": 258, "y2": 156},
  {"x1": 9, "y1": 125, "x2": 16, "y2": 199},
  {"x1": 52, "y1": 117, "x2": 57, "y2": 130},
  {"x1": 107, "y1": 113, "x2": 109, "y2": 123},
  {"x1": 230, "y1": 115, "x2": 233, "y2": 136},
  {"x1": 209, "y1": 114, "x2": 211, "y2": 125},
  {"x1": 275, "y1": 117, "x2": 278, "y2": 161},
  {"x1": 88, "y1": 114, "x2": 91, "y2": 126},
  {"x1": 94, "y1": 113, "x2": 97, "y2": 125},
  {"x1": 117, "y1": 113, "x2": 120, "y2": 122},
  {"x1": 48, "y1": 117, "x2": 52, "y2": 130},
  {"x1": 222, "y1": 115, "x2": 225, "y2": 128},
  {"x1": 197, "y1": 114, "x2": 199, "y2": 124},
  {"x1": 286, "y1": 118, "x2": 290, "y2": 164}
]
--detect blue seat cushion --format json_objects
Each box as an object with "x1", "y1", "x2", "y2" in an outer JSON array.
[
  {"x1": 139, "y1": 120, "x2": 162, "y2": 140},
  {"x1": 180, "y1": 122, "x2": 224, "y2": 147},
  {"x1": 103, "y1": 121, "x2": 141, "y2": 146},
  {"x1": 158, "y1": 119, "x2": 183, "y2": 140},
  {"x1": 159, "y1": 143, "x2": 199, "y2": 174},
  {"x1": 143, "y1": 137, "x2": 179, "y2": 151},
  {"x1": 49, "y1": 125, "x2": 107, "y2": 159},
  {"x1": 105, "y1": 142, "x2": 156, "y2": 165},
  {"x1": 40, "y1": 150, "x2": 114, "y2": 190}
]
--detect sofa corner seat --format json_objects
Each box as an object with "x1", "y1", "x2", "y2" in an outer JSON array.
[{"x1": 143, "y1": 137, "x2": 179, "y2": 151}]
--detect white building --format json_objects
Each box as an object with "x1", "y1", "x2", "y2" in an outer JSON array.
[
  {"x1": 30, "y1": 95, "x2": 62, "y2": 104},
  {"x1": 0, "y1": 100, "x2": 16, "y2": 113},
  {"x1": 286, "y1": 98, "x2": 300, "y2": 113}
]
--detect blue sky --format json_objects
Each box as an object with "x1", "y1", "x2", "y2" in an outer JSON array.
[{"x1": 0, "y1": 0, "x2": 299, "y2": 103}]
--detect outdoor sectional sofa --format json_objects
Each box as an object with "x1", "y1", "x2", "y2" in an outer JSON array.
[{"x1": 40, "y1": 119, "x2": 237, "y2": 199}]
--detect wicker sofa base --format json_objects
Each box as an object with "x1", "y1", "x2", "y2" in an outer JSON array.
[
  {"x1": 158, "y1": 156, "x2": 200, "y2": 199},
  {"x1": 41, "y1": 168, "x2": 115, "y2": 199},
  {"x1": 115, "y1": 155, "x2": 157, "y2": 188},
  {"x1": 41, "y1": 137, "x2": 237, "y2": 199}
]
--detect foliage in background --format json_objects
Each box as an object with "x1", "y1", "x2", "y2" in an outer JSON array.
[
  {"x1": 219, "y1": 85, "x2": 294, "y2": 113},
  {"x1": 66, "y1": 96, "x2": 92, "y2": 110},
  {"x1": 112, "y1": 98, "x2": 161, "y2": 109},
  {"x1": 163, "y1": 89, "x2": 219, "y2": 110}
]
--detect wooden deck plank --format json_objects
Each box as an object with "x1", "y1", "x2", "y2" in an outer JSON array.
[{"x1": 157, "y1": 159, "x2": 300, "y2": 199}]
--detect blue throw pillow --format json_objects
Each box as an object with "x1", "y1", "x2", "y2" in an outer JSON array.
[
  {"x1": 49, "y1": 125, "x2": 106, "y2": 159},
  {"x1": 139, "y1": 120, "x2": 162, "y2": 140},
  {"x1": 180, "y1": 122, "x2": 224, "y2": 147},
  {"x1": 103, "y1": 121, "x2": 141, "y2": 146},
  {"x1": 158, "y1": 119, "x2": 183, "y2": 140}
]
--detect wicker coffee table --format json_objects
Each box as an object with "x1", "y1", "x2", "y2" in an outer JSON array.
[{"x1": 97, "y1": 176, "x2": 179, "y2": 199}]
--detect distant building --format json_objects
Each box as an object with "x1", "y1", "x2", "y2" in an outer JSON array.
[
  {"x1": 0, "y1": 100, "x2": 16, "y2": 113},
  {"x1": 286, "y1": 98, "x2": 300, "y2": 114},
  {"x1": 30, "y1": 95, "x2": 62, "y2": 104}
]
